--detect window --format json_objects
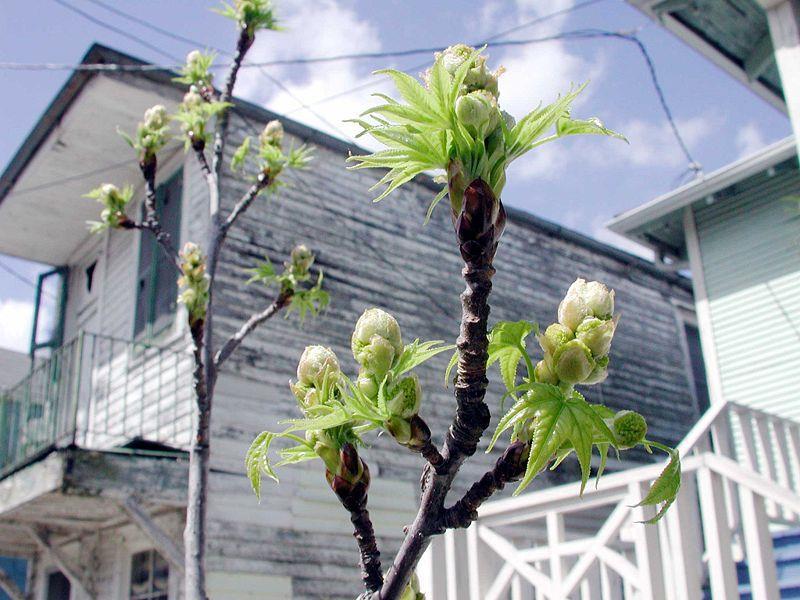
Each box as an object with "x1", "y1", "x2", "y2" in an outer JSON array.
[
  {"x1": 134, "y1": 170, "x2": 182, "y2": 338},
  {"x1": 46, "y1": 571, "x2": 70, "y2": 600},
  {"x1": 129, "y1": 549, "x2": 169, "y2": 600}
]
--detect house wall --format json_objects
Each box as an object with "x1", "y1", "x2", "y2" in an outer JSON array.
[
  {"x1": 205, "y1": 113, "x2": 698, "y2": 598},
  {"x1": 692, "y1": 157, "x2": 800, "y2": 418}
]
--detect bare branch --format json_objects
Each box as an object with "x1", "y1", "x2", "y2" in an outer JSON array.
[
  {"x1": 375, "y1": 180, "x2": 504, "y2": 599},
  {"x1": 440, "y1": 441, "x2": 528, "y2": 530},
  {"x1": 212, "y1": 28, "x2": 253, "y2": 181},
  {"x1": 137, "y1": 156, "x2": 181, "y2": 268},
  {"x1": 219, "y1": 172, "x2": 271, "y2": 240},
  {"x1": 214, "y1": 290, "x2": 291, "y2": 368},
  {"x1": 350, "y1": 503, "x2": 383, "y2": 593}
]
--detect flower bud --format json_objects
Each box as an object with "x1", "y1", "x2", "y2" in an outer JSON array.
[
  {"x1": 186, "y1": 50, "x2": 202, "y2": 67},
  {"x1": 260, "y1": 119, "x2": 284, "y2": 147},
  {"x1": 534, "y1": 360, "x2": 559, "y2": 385},
  {"x1": 583, "y1": 362, "x2": 608, "y2": 385},
  {"x1": 356, "y1": 370, "x2": 378, "y2": 399},
  {"x1": 558, "y1": 287, "x2": 591, "y2": 333},
  {"x1": 539, "y1": 323, "x2": 574, "y2": 357},
  {"x1": 552, "y1": 339, "x2": 595, "y2": 384},
  {"x1": 101, "y1": 183, "x2": 119, "y2": 199},
  {"x1": 386, "y1": 374, "x2": 422, "y2": 419},
  {"x1": 351, "y1": 308, "x2": 403, "y2": 370},
  {"x1": 182, "y1": 90, "x2": 204, "y2": 109},
  {"x1": 584, "y1": 281, "x2": 615, "y2": 319},
  {"x1": 575, "y1": 317, "x2": 616, "y2": 358},
  {"x1": 455, "y1": 90, "x2": 499, "y2": 134},
  {"x1": 612, "y1": 410, "x2": 647, "y2": 449},
  {"x1": 289, "y1": 244, "x2": 313, "y2": 273},
  {"x1": 439, "y1": 44, "x2": 473, "y2": 75},
  {"x1": 143, "y1": 104, "x2": 168, "y2": 130},
  {"x1": 463, "y1": 56, "x2": 501, "y2": 97},
  {"x1": 296, "y1": 345, "x2": 340, "y2": 388}
]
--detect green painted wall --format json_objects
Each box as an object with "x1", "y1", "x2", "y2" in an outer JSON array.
[{"x1": 694, "y1": 160, "x2": 800, "y2": 419}]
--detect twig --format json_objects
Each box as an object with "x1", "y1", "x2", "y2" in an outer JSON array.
[
  {"x1": 440, "y1": 441, "x2": 529, "y2": 530},
  {"x1": 138, "y1": 156, "x2": 180, "y2": 268},
  {"x1": 219, "y1": 172, "x2": 271, "y2": 240},
  {"x1": 214, "y1": 290, "x2": 291, "y2": 367},
  {"x1": 376, "y1": 179, "x2": 504, "y2": 599}
]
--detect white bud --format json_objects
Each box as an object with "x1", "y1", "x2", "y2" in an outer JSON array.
[
  {"x1": 386, "y1": 374, "x2": 422, "y2": 419},
  {"x1": 351, "y1": 308, "x2": 403, "y2": 367},
  {"x1": 186, "y1": 50, "x2": 203, "y2": 66},
  {"x1": 583, "y1": 281, "x2": 615, "y2": 318},
  {"x1": 143, "y1": 104, "x2": 168, "y2": 130},
  {"x1": 260, "y1": 119, "x2": 284, "y2": 147},
  {"x1": 296, "y1": 345, "x2": 340, "y2": 388}
]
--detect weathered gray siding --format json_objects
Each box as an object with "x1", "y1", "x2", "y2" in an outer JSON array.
[{"x1": 206, "y1": 112, "x2": 696, "y2": 598}]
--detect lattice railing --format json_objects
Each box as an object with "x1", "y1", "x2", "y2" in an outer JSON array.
[{"x1": 419, "y1": 400, "x2": 800, "y2": 599}]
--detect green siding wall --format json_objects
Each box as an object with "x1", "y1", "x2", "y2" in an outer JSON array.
[{"x1": 695, "y1": 162, "x2": 800, "y2": 418}]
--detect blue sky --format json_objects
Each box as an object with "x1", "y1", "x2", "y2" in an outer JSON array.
[{"x1": 0, "y1": 0, "x2": 791, "y2": 351}]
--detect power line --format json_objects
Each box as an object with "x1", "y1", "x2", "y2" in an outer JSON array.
[
  {"x1": 0, "y1": 261, "x2": 44, "y2": 294},
  {"x1": 65, "y1": 0, "x2": 355, "y2": 141}
]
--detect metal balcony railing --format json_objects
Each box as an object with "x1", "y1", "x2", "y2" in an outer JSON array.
[{"x1": 0, "y1": 331, "x2": 194, "y2": 477}]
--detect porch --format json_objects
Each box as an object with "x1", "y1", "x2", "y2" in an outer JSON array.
[{"x1": 421, "y1": 400, "x2": 800, "y2": 599}]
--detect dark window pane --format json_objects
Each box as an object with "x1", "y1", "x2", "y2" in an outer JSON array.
[
  {"x1": 46, "y1": 571, "x2": 71, "y2": 600},
  {"x1": 684, "y1": 323, "x2": 710, "y2": 414}
]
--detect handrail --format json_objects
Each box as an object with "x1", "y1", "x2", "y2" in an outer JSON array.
[{"x1": 0, "y1": 330, "x2": 193, "y2": 477}]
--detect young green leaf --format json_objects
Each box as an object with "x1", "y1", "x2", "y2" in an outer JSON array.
[
  {"x1": 487, "y1": 320, "x2": 537, "y2": 390},
  {"x1": 635, "y1": 444, "x2": 681, "y2": 524},
  {"x1": 392, "y1": 339, "x2": 455, "y2": 378}
]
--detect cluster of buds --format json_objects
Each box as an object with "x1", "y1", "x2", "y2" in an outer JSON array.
[
  {"x1": 221, "y1": 0, "x2": 279, "y2": 39},
  {"x1": 174, "y1": 51, "x2": 229, "y2": 152},
  {"x1": 286, "y1": 243, "x2": 314, "y2": 279},
  {"x1": 351, "y1": 309, "x2": 430, "y2": 449},
  {"x1": 536, "y1": 279, "x2": 617, "y2": 386},
  {"x1": 178, "y1": 242, "x2": 210, "y2": 324},
  {"x1": 290, "y1": 345, "x2": 341, "y2": 412},
  {"x1": 260, "y1": 119, "x2": 284, "y2": 148},
  {"x1": 85, "y1": 183, "x2": 134, "y2": 231},
  {"x1": 135, "y1": 105, "x2": 170, "y2": 161}
]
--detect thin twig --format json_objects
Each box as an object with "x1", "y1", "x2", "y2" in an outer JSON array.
[
  {"x1": 350, "y1": 504, "x2": 384, "y2": 593},
  {"x1": 138, "y1": 156, "x2": 180, "y2": 268},
  {"x1": 214, "y1": 290, "x2": 291, "y2": 367},
  {"x1": 219, "y1": 172, "x2": 271, "y2": 240}
]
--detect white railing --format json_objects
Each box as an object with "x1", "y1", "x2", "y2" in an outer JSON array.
[{"x1": 419, "y1": 400, "x2": 800, "y2": 600}]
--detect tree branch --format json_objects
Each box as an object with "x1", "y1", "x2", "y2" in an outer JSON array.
[
  {"x1": 375, "y1": 179, "x2": 505, "y2": 599},
  {"x1": 138, "y1": 156, "x2": 181, "y2": 268},
  {"x1": 214, "y1": 290, "x2": 291, "y2": 368},
  {"x1": 219, "y1": 172, "x2": 271, "y2": 241},
  {"x1": 440, "y1": 441, "x2": 528, "y2": 530},
  {"x1": 350, "y1": 503, "x2": 383, "y2": 593}
]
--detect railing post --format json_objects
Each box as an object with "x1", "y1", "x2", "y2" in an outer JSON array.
[
  {"x1": 697, "y1": 466, "x2": 739, "y2": 598},
  {"x1": 629, "y1": 481, "x2": 667, "y2": 600},
  {"x1": 663, "y1": 472, "x2": 704, "y2": 599},
  {"x1": 70, "y1": 331, "x2": 85, "y2": 447},
  {"x1": 546, "y1": 512, "x2": 566, "y2": 589}
]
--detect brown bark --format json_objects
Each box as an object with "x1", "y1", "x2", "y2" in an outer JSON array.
[{"x1": 375, "y1": 179, "x2": 505, "y2": 599}]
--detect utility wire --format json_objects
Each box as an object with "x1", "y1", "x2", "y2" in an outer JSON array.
[{"x1": 65, "y1": 0, "x2": 354, "y2": 141}]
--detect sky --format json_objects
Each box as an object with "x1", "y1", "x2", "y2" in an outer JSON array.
[{"x1": 0, "y1": 0, "x2": 792, "y2": 352}]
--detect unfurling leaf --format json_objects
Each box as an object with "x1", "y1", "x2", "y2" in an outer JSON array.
[
  {"x1": 487, "y1": 320, "x2": 537, "y2": 391},
  {"x1": 231, "y1": 136, "x2": 251, "y2": 172},
  {"x1": 635, "y1": 444, "x2": 681, "y2": 524}
]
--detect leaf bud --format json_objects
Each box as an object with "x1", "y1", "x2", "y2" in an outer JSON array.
[
  {"x1": 533, "y1": 360, "x2": 559, "y2": 385},
  {"x1": 289, "y1": 243, "x2": 314, "y2": 273},
  {"x1": 351, "y1": 308, "x2": 403, "y2": 371},
  {"x1": 296, "y1": 345, "x2": 340, "y2": 388},
  {"x1": 260, "y1": 119, "x2": 284, "y2": 148},
  {"x1": 575, "y1": 317, "x2": 616, "y2": 358},
  {"x1": 385, "y1": 416, "x2": 412, "y2": 445},
  {"x1": 143, "y1": 104, "x2": 168, "y2": 130},
  {"x1": 455, "y1": 90, "x2": 500, "y2": 135},
  {"x1": 399, "y1": 573, "x2": 424, "y2": 600},
  {"x1": 552, "y1": 339, "x2": 595, "y2": 384},
  {"x1": 386, "y1": 374, "x2": 422, "y2": 419},
  {"x1": 612, "y1": 410, "x2": 647, "y2": 449},
  {"x1": 539, "y1": 323, "x2": 574, "y2": 357}
]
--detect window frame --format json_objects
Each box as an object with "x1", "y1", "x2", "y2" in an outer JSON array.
[{"x1": 132, "y1": 167, "x2": 184, "y2": 343}]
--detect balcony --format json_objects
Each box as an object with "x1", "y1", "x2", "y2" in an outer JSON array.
[{"x1": 0, "y1": 331, "x2": 194, "y2": 478}]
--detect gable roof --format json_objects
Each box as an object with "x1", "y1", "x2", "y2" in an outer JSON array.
[{"x1": 0, "y1": 43, "x2": 689, "y2": 288}]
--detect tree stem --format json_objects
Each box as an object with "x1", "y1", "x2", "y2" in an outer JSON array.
[{"x1": 350, "y1": 504, "x2": 383, "y2": 593}]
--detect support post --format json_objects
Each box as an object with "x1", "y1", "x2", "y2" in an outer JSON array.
[
  {"x1": 24, "y1": 526, "x2": 93, "y2": 599},
  {"x1": 118, "y1": 496, "x2": 185, "y2": 574},
  {"x1": 629, "y1": 481, "x2": 667, "y2": 600},
  {"x1": 696, "y1": 467, "x2": 739, "y2": 598},
  {"x1": 760, "y1": 0, "x2": 800, "y2": 156}
]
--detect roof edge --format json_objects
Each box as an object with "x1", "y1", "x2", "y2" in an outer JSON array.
[{"x1": 607, "y1": 135, "x2": 796, "y2": 236}]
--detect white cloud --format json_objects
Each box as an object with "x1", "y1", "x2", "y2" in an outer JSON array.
[
  {"x1": 0, "y1": 299, "x2": 34, "y2": 353},
  {"x1": 236, "y1": 0, "x2": 387, "y2": 143},
  {"x1": 735, "y1": 122, "x2": 767, "y2": 158}
]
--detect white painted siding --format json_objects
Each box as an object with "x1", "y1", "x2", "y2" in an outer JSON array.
[{"x1": 695, "y1": 161, "x2": 800, "y2": 419}]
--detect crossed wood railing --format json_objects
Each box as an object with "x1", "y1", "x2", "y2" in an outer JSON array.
[{"x1": 418, "y1": 399, "x2": 800, "y2": 600}]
